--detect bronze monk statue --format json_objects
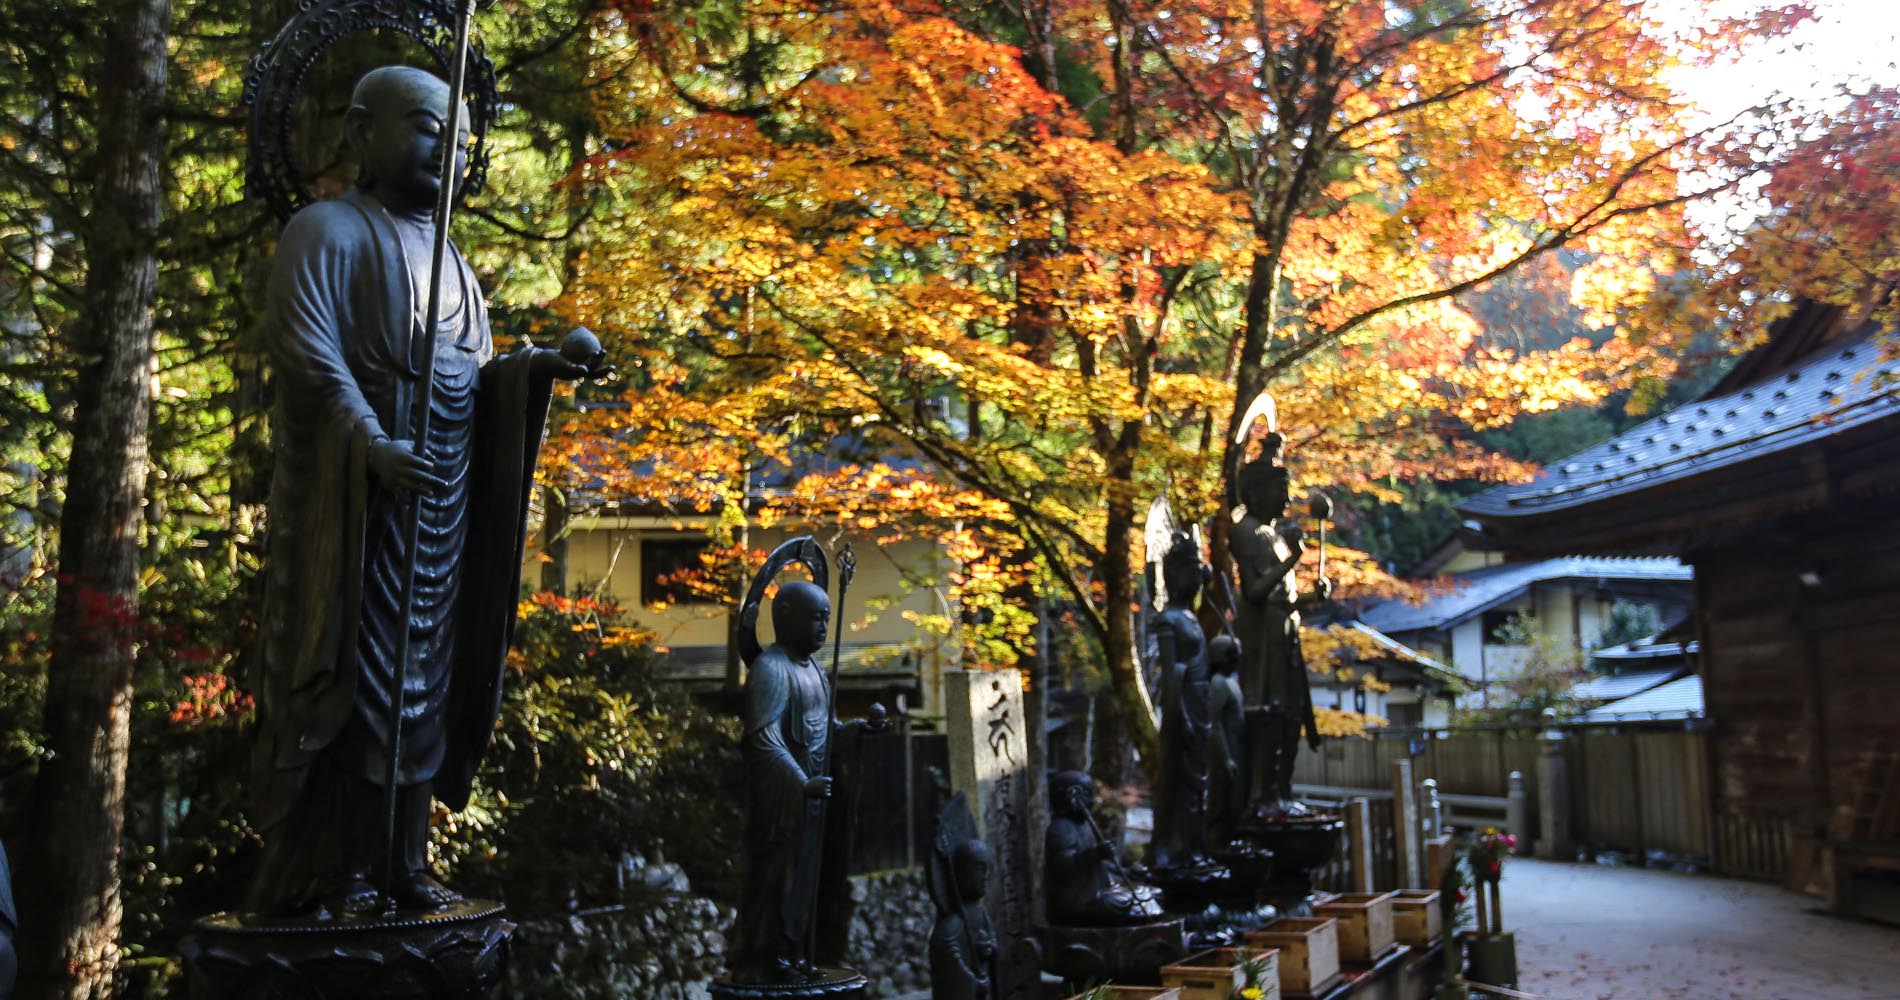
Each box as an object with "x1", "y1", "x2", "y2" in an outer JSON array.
[
  {"x1": 1045, "y1": 771, "x2": 1164, "y2": 926},
  {"x1": 929, "y1": 792, "x2": 996, "y2": 1000},
  {"x1": 727, "y1": 538, "x2": 882, "y2": 988},
  {"x1": 246, "y1": 65, "x2": 603, "y2": 917}
]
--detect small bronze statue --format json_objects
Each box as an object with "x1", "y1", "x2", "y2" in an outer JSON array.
[
  {"x1": 1229, "y1": 434, "x2": 1332, "y2": 819},
  {"x1": 727, "y1": 538, "x2": 880, "y2": 989},
  {"x1": 929, "y1": 792, "x2": 996, "y2": 1000},
  {"x1": 1045, "y1": 771, "x2": 1165, "y2": 926},
  {"x1": 1205, "y1": 634, "x2": 1248, "y2": 847},
  {"x1": 246, "y1": 65, "x2": 605, "y2": 918}
]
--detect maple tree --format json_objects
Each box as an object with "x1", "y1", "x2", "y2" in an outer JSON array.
[
  {"x1": 547, "y1": 0, "x2": 1824, "y2": 775},
  {"x1": 1688, "y1": 84, "x2": 1900, "y2": 342},
  {"x1": 548, "y1": 0, "x2": 1820, "y2": 777}
]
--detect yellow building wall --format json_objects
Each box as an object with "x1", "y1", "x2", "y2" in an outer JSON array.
[{"x1": 533, "y1": 516, "x2": 949, "y2": 668}]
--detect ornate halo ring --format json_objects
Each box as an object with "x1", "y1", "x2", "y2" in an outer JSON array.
[{"x1": 245, "y1": 0, "x2": 501, "y2": 224}]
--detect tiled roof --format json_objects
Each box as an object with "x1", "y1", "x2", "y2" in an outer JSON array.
[
  {"x1": 1577, "y1": 674, "x2": 1704, "y2": 723},
  {"x1": 1462, "y1": 325, "x2": 1900, "y2": 519},
  {"x1": 1570, "y1": 666, "x2": 1688, "y2": 703},
  {"x1": 1341, "y1": 620, "x2": 1456, "y2": 678},
  {"x1": 1591, "y1": 638, "x2": 1698, "y2": 664},
  {"x1": 1358, "y1": 556, "x2": 1691, "y2": 635}
]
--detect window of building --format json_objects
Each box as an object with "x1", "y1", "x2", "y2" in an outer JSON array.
[
  {"x1": 1482, "y1": 609, "x2": 1531, "y2": 645},
  {"x1": 642, "y1": 538, "x2": 713, "y2": 606}
]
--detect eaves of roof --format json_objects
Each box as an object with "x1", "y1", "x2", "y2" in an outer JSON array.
[
  {"x1": 1358, "y1": 556, "x2": 1691, "y2": 635},
  {"x1": 1458, "y1": 311, "x2": 1900, "y2": 554}
]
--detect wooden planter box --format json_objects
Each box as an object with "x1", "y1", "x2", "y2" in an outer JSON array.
[
  {"x1": 1062, "y1": 988, "x2": 1183, "y2": 1000},
  {"x1": 1391, "y1": 890, "x2": 1443, "y2": 947},
  {"x1": 1244, "y1": 917, "x2": 1340, "y2": 998},
  {"x1": 1314, "y1": 891, "x2": 1396, "y2": 963},
  {"x1": 1160, "y1": 946, "x2": 1281, "y2": 1000}
]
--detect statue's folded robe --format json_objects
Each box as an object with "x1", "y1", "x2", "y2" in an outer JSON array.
[{"x1": 251, "y1": 189, "x2": 550, "y2": 840}]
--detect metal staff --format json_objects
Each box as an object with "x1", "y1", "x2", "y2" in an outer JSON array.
[
  {"x1": 805, "y1": 542, "x2": 857, "y2": 967},
  {"x1": 1308, "y1": 493, "x2": 1333, "y2": 593},
  {"x1": 383, "y1": 0, "x2": 477, "y2": 905}
]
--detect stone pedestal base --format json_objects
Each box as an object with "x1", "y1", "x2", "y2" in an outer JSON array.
[
  {"x1": 1207, "y1": 844, "x2": 1279, "y2": 932},
  {"x1": 1036, "y1": 917, "x2": 1188, "y2": 986},
  {"x1": 180, "y1": 899, "x2": 514, "y2": 999},
  {"x1": 710, "y1": 968, "x2": 869, "y2": 999},
  {"x1": 1150, "y1": 860, "x2": 1232, "y2": 914},
  {"x1": 1241, "y1": 816, "x2": 1343, "y2": 917}
]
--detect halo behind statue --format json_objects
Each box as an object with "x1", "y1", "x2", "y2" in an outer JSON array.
[
  {"x1": 244, "y1": 0, "x2": 501, "y2": 224},
  {"x1": 737, "y1": 536, "x2": 831, "y2": 669}
]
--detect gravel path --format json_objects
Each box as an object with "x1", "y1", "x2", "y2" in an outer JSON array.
[{"x1": 1506, "y1": 857, "x2": 1900, "y2": 999}]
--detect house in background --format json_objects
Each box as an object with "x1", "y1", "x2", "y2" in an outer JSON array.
[
  {"x1": 1572, "y1": 626, "x2": 1704, "y2": 724},
  {"x1": 526, "y1": 436, "x2": 956, "y2": 714},
  {"x1": 1357, "y1": 553, "x2": 1693, "y2": 708},
  {"x1": 1310, "y1": 619, "x2": 1461, "y2": 729},
  {"x1": 1460, "y1": 299, "x2": 1900, "y2": 916}
]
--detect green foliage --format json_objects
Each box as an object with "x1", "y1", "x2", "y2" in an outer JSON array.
[
  {"x1": 438, "y1": 593, "x2": 742, "y2": 912},
  {"x1": 1596, "y1": 600, "x2": 1664, "y2": 650},
  {"x1": 1455, "y1": 613, "x2": 1587, "y2": 728}
]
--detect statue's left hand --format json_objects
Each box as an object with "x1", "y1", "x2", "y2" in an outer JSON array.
[
  {"x1": 864, "y1": 702, "x2": 891, "y2": 733},
  {"x1": 528, "y1": 346, "x2": 593, "y2": 382}
]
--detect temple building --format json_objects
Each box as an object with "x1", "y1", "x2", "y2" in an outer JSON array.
[{"x1": 1460, "y1": 299, "x2": 1900, "y2": 919}]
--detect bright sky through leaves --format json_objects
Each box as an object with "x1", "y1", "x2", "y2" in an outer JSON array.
[{"x1": 1661, "y1": 0, "x2": 1900, "y2": 244}]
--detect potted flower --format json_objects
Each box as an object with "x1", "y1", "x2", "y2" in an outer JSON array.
[{"x1": 1463, "y1": 828, "x2": 1518, "y2": 989}]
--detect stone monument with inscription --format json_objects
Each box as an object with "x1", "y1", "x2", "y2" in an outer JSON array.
[{"x1": 944, "y1": 670, "x2": 1042, "y2": 1000}]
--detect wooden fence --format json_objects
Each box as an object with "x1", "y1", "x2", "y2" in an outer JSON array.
[
  {"x1": 849, "y1": 731, "x2": 948, "y2": 873},
  {"x1": 1568, "y1": 728, "x2": 1711, "y2": 863},
  {"x1": 1296, "y1": 723, "x2": 1731, "y2": 875}
]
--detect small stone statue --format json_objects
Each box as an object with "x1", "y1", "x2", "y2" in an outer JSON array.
[
  {"x1": 1045, "y1": 771, "x2": 1165, "y2": 926},
  {"x1": 1149, "y1": 530, "x2": 1214, "y2": 871},
  {"x1": 727, "y1": 539, "x2": 882, "y2": 989},
  {"x1": 1205, "y1": 635, "x2": 1247, "y2": 847},
  {"x1": 929, "y1": 792, "x2": 996, "y2": 1000},
  {"x1": 246, "y1": 65, "x2": 604, "y2": 917},
  {"x1": 1229, "y1": 435, "x2": 1331, "y2": 819}
]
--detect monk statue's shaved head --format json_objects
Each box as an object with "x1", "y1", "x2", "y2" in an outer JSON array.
[
  {"x1": 344, "y1": 65, "x2": 466, "y2": 212},
  {"x1": 352, "y1": 65, "x2": 448, "y2": 111}
]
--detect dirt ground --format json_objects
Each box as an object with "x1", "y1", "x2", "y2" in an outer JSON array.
[{"x1": 1507, "y1": 857, "x2": 1900, "y2": 999}]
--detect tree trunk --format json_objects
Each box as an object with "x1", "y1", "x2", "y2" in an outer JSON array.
[
  {"x1": 15, "y1": 0, "x2": 169, "y2": 996},
  {"x1": 1099, "y1": 468, "x2": 1159, "y2": 782}
]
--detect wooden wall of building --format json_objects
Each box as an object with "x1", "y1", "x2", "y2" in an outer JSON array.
[{"x1": 1691, "y1": 494, "x2": 1900, "y2": 879}]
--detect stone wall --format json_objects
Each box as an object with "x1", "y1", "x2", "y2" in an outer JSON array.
[
  {"x1": 843, "y1": 868, "x2": 933, "y2": 996},
  {"x1": 503, "y1": 869, "x2": 932, "y2": 998}
]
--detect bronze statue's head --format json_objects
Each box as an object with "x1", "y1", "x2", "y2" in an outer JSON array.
[
  {"x1": 1050, "y1": 770, "x2": 1095, "y2": 819},
  {"x1": 1209, "y1": 634, "x2": 1241, "y2": 676},
  {"x1": 1161, "y1": 531, "x2": 1206, "y2": 607},
  {"x1": 770, "y1": 580, "x2": 831, "y2": 659},
  {"x1": 345, "y1": 65, "x2": 468, "y2": 213},
  {"x1": 951, "y1": 839, "x2": 992, "y2": 902},
  {"x1": 1236, "y1": 459, "x2": 1291, "y2": 521}
]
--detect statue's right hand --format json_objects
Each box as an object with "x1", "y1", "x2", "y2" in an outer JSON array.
[
  {"x1": 803, "y1": 776, "x2": 833, "y2": 799},
  {"x1": 368, "y1": 438, "x2": 447, "y2": 496}
]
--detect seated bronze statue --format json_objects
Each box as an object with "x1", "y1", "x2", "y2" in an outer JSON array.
[{"x1": 1045, "y1": 771, "x2": 1165, "y2": 926}]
